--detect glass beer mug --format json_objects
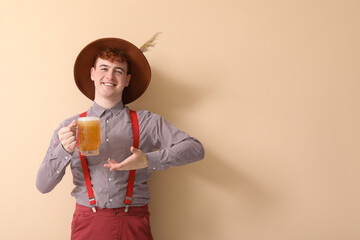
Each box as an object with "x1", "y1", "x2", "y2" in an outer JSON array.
[{"x1": 77, "y1": 117, "x2": 101, "y2": 156}]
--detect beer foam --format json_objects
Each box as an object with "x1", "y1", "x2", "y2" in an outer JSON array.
[{"x1": 78, "y1": 117, "x2": 100, "y2": 121}]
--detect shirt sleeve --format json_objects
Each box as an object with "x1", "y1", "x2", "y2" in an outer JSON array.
[
  {"x1": 36, "y1": 118, "x2": 76, "y2": 193},
  {"x1": 140, "y1": 111, "x2": 205, "y2": 171}
]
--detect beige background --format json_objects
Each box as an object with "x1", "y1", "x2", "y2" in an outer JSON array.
[{"x1": 0, "y1": 0, "x2": 359, "y2": 239}]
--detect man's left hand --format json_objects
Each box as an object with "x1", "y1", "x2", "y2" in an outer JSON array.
[{"x1": 104, "y1": 147, "x2": 148, "y2": 171}]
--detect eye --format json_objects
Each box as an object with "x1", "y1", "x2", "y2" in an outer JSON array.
[
  {"x1": 100, "y1": 67, "x2": 108, "y2": 71},
  {"x1": 115, "y1": 70, "x2": 123, "y2": 75}
]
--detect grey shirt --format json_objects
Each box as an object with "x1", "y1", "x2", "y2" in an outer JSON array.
[{"x1": 36, "y1": 101, "x2": 204, "y2": 208}]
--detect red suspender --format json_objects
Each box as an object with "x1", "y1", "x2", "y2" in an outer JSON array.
[
  {"x1": 78, "y1": 111, "x2": 97, "y2": 213},
  {"x1": 78, "y1": 110, "x2": 139, "y2": 213},
  {"x1": 124, "y1": 110, "x2": 139, "y2": 212}
]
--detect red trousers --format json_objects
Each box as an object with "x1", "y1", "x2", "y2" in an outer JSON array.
[{"x1": 71, "y1": 204, "x2": 153, "y2": 240}]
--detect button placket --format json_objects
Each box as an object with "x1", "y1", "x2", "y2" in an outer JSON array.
[{"x1": 104, "y1": 110, "x2": 111, "y2": 150}]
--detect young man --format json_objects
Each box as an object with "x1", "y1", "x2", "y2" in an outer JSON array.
[{"x1": 36, "y1": 37, "x2": 204, "y2": 240}]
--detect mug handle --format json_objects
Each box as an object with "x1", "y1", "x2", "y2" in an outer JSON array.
[{"x1": 72, "y1": 126, "x2": 81, "y2": 153}]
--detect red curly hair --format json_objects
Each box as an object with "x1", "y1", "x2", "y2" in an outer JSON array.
[{"x1": 94, "y1": 48, "x2": 131, "y2": 74}]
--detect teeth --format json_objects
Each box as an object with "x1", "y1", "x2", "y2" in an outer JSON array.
[{"x1": 103, "y1": 83, "x2": 115, "y2": 87}]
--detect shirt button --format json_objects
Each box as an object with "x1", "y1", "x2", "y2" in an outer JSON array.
[
  {"x1": 65, "y1": 156, "x2": 68, "y2": 160},
  {"x1": 152, "y1": 167, "x2": 156, "y2": 170},
  {"x1": 56, "y1": 170, "x2": 60, "y2": 174},
  {"x1": 106, "y1": 138, "x2": 109, "y2": 142},
  {"x1": 109, "y1": 199, "x2": 113, "y2": 202},
  {"x1": 106, "y1": 120, "x2": 109, "y2": 124},
  {"x1": 109, "y1": 178, "x2": 112, "y2": 181}
]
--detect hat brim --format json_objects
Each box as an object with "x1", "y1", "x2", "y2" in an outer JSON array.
[{"x1": 74, "y1": 38, "x2": 151, "y2": 104}]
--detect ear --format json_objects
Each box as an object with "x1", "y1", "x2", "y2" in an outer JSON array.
[
  {"x1": 125, "y1": 74, "x2": 131, "y2": 87},
  {"x1": 90, "y1": 67, "x2": 95, "y2": 81}
]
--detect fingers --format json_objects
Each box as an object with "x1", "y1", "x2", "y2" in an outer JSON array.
[
  {"x1": 130, "y1": 146, "x2": 141, "y2": 155},
  {"x1": 103, "y1": 148, "x2": 148, "y2": 171},
  {"x1": 104, "y1": 159, "x2": 122, "y2": 171},
  {"x1": 103, "y1": 163, "x2": 114, "y2": 171},
  {"x1": 104, "y1": 158, "x2": 127, "y2": 171},
  {"x1": 58, "y1": 129, "x2": 76, "y2": 143},
  {"x1": 104, "y1": 159, "x2": 118, "y2": 166},
  {"x1": 69, "y1": 120, "x2": 78, "y2": 133},
  {"x1": 69, "y1": 120, "x2": 78, "y2": 128},
  {"x1": 68, "y1": 138, "x2": 77, "y2": 149},
  {"x1": 59, "y1": 131, "x2": 75, "y2": 142},
  {"x1": 58, "y1": 120, "x2": 78, "y2": 154},
  {"x1": 64, "y1": 136, "x2": 76, "y2": 147},
  {"x1": 59, "y1": 120, "x2": 77, "y2": 133}
]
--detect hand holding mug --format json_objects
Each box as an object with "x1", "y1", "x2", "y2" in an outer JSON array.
[{"x1": 58, "y1": 120, "x2": 78, "y2": 154}]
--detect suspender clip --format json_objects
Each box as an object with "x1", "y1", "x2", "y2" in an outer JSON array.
[
  {"x1": 125, "y1": 205, "x2": 130, "y2": 213},
  {"x1": 89, "y1": 198, "x2": 97, "y2": 213},
  {"x1": 92, "y1": 206, "x2": 97, "y2": 213}
]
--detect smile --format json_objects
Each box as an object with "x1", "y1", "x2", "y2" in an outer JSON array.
[{"x1": 102, "y1": 82, "x2": 117, "y2": 87}]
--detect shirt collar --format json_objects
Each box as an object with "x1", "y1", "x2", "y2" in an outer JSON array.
[{"x1": 91, "y1": 101, "x2": 125, "y2": 117}]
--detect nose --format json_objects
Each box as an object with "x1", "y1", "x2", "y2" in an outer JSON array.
[{"x1": 105, "y1": 70, "x2": 115, "y2": 80}]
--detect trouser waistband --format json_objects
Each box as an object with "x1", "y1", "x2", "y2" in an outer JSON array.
[{"x1": 75, "y1": 203, "x2": 149, "y2": 216}]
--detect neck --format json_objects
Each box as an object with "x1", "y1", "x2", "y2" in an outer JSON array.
[{"x1": 94, "y1": 95, "x2": 122, "y2": 109}]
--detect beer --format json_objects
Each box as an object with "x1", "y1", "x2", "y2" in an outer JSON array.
[{"x1": 78, "y1": 117, "x2": 101, "y2": 156}]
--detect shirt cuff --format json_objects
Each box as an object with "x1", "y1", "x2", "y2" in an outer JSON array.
[
  {"x1": 146, "y1": 151, "x2": 162, "y2": 171},
  {"x1": 52, "y1": 144, "x2": 73, "y2": 163}
]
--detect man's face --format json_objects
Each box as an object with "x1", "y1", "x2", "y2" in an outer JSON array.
[{"x1": 90, "y1": 58, "x2": 131, "y2": 102}]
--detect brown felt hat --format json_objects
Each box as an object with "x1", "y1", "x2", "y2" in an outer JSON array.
[{"x1": 74, "y1": 37, "x2": 151, "y2": 104}]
